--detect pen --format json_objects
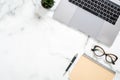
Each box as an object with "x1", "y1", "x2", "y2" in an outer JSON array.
[{"x1": 63, "y1": 53, "x2": 78, "y2": 76}]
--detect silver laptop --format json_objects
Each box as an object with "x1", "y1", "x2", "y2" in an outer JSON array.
[{"x1": 53, "y1": 0, "x2": 120, "y2": 46}]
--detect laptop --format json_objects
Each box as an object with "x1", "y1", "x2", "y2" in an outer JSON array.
[{"x1": 53, "y1": 0, "x2": 120, "y2": 46}]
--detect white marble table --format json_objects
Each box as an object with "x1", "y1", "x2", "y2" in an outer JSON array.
[{"x1": 0, "y1": 0, "x2": 120, "y2": 80}]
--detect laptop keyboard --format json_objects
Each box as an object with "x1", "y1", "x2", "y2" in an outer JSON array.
[{"x1": 69, "y1": 0, "x2": 120, "y2": 25}]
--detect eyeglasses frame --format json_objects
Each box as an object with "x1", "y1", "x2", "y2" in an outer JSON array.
[{"x1": 91, "y1": 45, "x2": 118, "y2": 65}]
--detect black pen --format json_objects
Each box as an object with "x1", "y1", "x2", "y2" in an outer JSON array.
[{"x1": 63, "y1": 53, "x2": 78, "y2": 76}]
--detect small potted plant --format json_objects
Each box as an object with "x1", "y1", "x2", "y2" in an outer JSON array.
[
  {"x1": 34, "y1": 0, "x2": 55, "y2": 18},
  {"x1": 41, "y1": 0, "x2": 55, "y2": 9}
]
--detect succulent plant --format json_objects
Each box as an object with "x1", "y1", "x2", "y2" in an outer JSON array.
[{"x1": 41, "y1": 0, "x2": 55, "y2": 9}]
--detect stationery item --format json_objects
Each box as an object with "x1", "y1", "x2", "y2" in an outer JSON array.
[
  {"x1": 69, "y1": 54, "x2": 115, "y2": 80},
  {"x1": 63, "y1": 53, "x2": 78, "y2": 76},
  {"x1": 91, "y1": 45, "x2": 118, "y2": 65}
]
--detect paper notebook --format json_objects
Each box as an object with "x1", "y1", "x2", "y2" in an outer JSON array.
[{"x1": 69, "y1": 54, "x2": 115, "y2": 80}]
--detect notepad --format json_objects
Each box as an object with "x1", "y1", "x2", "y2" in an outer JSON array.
[{"x1": 69, "y1": 54, "x2": 115, "y2": 80}]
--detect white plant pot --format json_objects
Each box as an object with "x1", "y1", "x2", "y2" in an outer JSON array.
[
  {"x1": 35, "y1": 3, "x2": 49, "y2": 17},
  {"x1": 33, "y1": 0, "x2": 49, "y2": 18}
]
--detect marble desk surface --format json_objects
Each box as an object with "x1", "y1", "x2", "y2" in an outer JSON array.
[{"x1": 0, "y1": 0, "x2": 120, "y2": 80}]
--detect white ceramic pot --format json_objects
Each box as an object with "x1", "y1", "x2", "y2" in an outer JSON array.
[{"x1": 33, "y1": 0, "x2": 49, "y2": 18}]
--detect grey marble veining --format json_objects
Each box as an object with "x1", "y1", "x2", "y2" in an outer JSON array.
[
  {"x1": 0, "y1": 0, "x2": 120, "y2": 80},
  {"x1": 0, "y1": 0, "x2": 24, "y2": 19},
  {"x1": 0, "y1": 0, "x2": 86, "y2": 80}
]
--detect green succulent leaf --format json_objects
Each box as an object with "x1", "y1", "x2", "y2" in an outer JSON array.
[{"x1": 41, "y1": 0, "x2": 55, "y2": 9}]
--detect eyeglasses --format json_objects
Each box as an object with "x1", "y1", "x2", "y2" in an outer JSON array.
[{"x1": 91, "y1": 45, "x2": 118, "y2": 65}]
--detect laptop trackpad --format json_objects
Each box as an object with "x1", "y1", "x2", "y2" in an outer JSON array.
[{"x1": 68, "y1": 8, "x2": 104, "y2": 37}]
